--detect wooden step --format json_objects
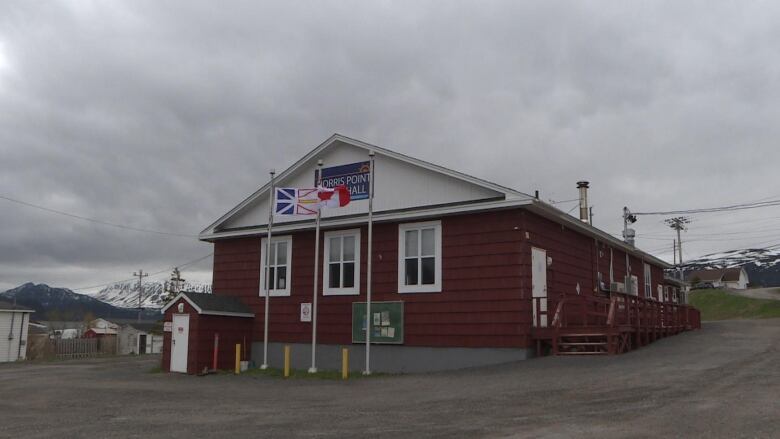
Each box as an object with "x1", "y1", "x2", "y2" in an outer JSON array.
[
  {"x1": 557, "y1": 351, "x2": 608, "y2": 355},
  {"x1": 558, "y1": 341, "x2": 609, "y2": 346}
]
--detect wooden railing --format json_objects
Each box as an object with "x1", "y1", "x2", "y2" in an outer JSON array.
[{"x1": 536, "y1": 291, "x2": 700, "y2": 331}]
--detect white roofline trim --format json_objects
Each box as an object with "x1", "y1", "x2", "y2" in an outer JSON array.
[
  {"x1": 200, "y1": 198, "x2": 534, "y2": 241},
  {"x1": 200, "y1": 133, "x2": 533, "y2": 236},
  {"x1": 0, "y1": 308, "x2": 35, "y2": 313},
  {"x1": 160, "y1": 292, "x2": 255, "y2": 318},
  {"x1": 160, "y1": 292, "x2": 200, "y2": 314},
  {"x1": 200, "y1": 311, "x2": 255, "y2": 318},
  {"x1": 525, "y1": 201, "x2": 673, "y2": 269}
]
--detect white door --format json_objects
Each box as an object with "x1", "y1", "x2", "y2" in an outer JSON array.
[
  {"x1": 531, "y1": 247, "x2": 548, "y2": 327},
  {"x1": 170, "y1": 314, "x2": 189, "y2": 373}
]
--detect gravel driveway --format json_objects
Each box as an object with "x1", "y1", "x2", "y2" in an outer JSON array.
[{"x1": 2, "y1": 319, "x2": 779, "y2": 438}]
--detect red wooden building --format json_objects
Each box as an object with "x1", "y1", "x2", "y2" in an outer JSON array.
[
  {"x1": 161, "y1": 292, "x2": 254, "y2": 374},
  {"x1": 185, "y1": 134, "x2": 699, "y2": 373}
]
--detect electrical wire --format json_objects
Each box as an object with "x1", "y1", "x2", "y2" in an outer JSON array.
[
  {"x1": 71, "y1": 253, "x2": 213, "y2": 291},
  {"x1": 0, "y1": 194, "x2": 199, "y2": 238},
  {"x1": 633, "y1": 198, "x2": 780, "y2": 216}
]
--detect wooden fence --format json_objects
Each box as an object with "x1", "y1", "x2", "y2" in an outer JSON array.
[{"x1": 48, "y1": 337, "x2": 117, "y2": 360}]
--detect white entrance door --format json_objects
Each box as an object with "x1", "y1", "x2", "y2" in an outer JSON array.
[
  {"x1": 170, "y1": 314, "x2": 189, "y2": 373},
  {"x1": 531, "y1": 247, "x2": 548, "y2": 327}
]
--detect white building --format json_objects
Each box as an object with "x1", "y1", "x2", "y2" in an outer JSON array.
[
  {"x1": 0, "y1": 300, "x2": 34, "y2": 362},
  {"x1": 687, "y1": 267, "x2": 749, "y2": 290}
]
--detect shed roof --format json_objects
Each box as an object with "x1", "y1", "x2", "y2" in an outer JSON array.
[
  {"x1": 0, "y1": 300, "x2": 34, "y2": 313},
  {"x1": 687, "y1": 267, "x2": 745, "y2": 283},
  {"x1": 161, "y1": 292, "x2": 254, "y2": 318}
]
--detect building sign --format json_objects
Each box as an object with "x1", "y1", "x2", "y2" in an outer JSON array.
[
  {"x1": 300, "y1": 303, "x2": 312, "y2": 322},
  {"x1": 317, "y1": 161, "x2": 371, "y2": 200},
  {"x1": 164, "y1": 322, "x2": 172, "y2": 332}
]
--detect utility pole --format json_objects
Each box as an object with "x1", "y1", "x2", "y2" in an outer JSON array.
[
  {"x1": 665, "y1": 217, "x2": 690, "y2": 302},
  {"x1": 133, "y1": 270, "x2": 148, "y2": 323}
]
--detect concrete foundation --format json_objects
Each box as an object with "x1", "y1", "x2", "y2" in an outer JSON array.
[{"x1": 250, "y1": 342, "x2": 533, "y2": 373}]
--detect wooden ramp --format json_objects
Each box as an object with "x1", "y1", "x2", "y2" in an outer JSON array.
[{"x1": 532, "y1": 293, "x2": 700, "y2": 356}]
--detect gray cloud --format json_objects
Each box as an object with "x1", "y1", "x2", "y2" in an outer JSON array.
[{"x1": 2, "y1": 0, "x2": 780, "y2": 291}]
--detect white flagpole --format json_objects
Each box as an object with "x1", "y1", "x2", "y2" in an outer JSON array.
[
  {"x1": 309, "y1": 160, "x2": 324, "y2": 373},
  {"x1": 364, "y1": 151, "x2": 375, "y2": 375},
  {"x1": 261, "y1": 169, "x2": 275, "y2": 370}
]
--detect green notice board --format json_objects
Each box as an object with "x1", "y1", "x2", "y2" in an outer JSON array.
[{"x1": 352, "y1": 301, "x2": 404, "y2": 344}]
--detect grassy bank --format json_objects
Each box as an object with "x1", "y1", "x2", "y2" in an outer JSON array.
[{"x1": 689, "y1": 289, "x2": 780, "y2": 321}]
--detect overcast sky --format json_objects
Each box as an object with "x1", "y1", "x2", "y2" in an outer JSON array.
[{"x1": 2, "y1": 0, "x2": 780, "y2": 293}]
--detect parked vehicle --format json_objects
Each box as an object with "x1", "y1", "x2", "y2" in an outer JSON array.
[{"x1": 692, "y1": 282, "x2": 715, "y2": 290}]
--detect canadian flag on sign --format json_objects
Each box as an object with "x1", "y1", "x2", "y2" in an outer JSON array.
[{"x1": 318, "y1": 185, "x2": 351, "y2": 208}]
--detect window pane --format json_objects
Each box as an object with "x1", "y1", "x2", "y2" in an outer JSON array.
[
  {"x1": 421, "y1": 257, "x2": 435, "y2": 284},
  {"x1": 343, "y1": 262, "x2": 355, "y2": 288},
  {"x1": 268, "y1": 267, "x2": 275, "y2": 290},
  {"x1": 329, "y1": 263, "x2": 341, "y2": 288},
  {"x1": 276, "y1": 242, "x2": 287, "y2": 265},
  {"x1": 276, "y1": 267, "x2": 286, "y2": 290},
  {"x1": 329, "y1": 237, "x2": 341, "y2": 262},
  {"x1": 421, "y1": 228, "x2": 435, "y2": 256},
  {"x1": 269, "y1": 243, "x2": 276, "y2": 266},
  {"x1": 405, "y1": 258, "x2": 418, "y2": 285},
  {"x1": 405, "y1": 230, "x2": 418, "y2": 257},
  {"x1": 343, "y1": 236, "x2": 355, "y2": 261}
]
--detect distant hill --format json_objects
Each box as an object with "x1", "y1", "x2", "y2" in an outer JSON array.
[
  {"x1": 0, "y1": 283, "x2": 160, "y2": 321},
  {"x1": 683, "y1": 248, "x2": 780, "y2": 287},
  {"x1": 87, "y1": 280, "x2": 211, "y2": 309}
]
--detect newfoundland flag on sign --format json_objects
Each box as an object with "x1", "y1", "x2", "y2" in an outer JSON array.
[{"x1": 274, "y1": 186, "x2": 351, "y2": 216}]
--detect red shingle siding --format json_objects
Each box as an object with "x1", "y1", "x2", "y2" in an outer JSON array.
[
  {"x1": 212, "y1": 209, "x2": 530, "y2": 349},
  {"x1": 208, "y1": 208, "x2": 671, "y2": 353}
]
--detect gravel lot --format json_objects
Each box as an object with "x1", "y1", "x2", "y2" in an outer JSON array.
[{"x1": 2, "y1": 319, "x2": 779, "y2": 439}]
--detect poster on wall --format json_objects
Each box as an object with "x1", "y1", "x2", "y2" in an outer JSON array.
[{"x1": 300, "y1": 303, "x2": 312, "y2": 322}]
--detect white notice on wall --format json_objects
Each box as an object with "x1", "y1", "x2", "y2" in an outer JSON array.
[
  {"x1": 163, "y1": 322, "x2": 172, "y2": 332},
  {"x1": 300, "y1": 303, "x2": 312, "y2": 322}
]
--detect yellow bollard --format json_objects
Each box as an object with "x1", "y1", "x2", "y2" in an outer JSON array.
[
  {"x1": 342, "y1": 348, "x2": 349, "y2": 380},
  {"x1": 284, "y1": 345, "x2": 291, "y2": 378},
  {"x1": 235, "y1": 343, "x2": 241, "y2": 374}
]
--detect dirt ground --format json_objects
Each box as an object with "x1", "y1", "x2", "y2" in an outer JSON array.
[{"x1": 2, "y1": 319, "x2": 779, "y2": 439}]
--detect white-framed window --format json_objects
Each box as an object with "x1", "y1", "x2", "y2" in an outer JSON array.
[
  {"x1": 323, "y1": 229, "x2": 361, "y2": 296},
  {"x1": 398, "y1": 220, "x2": 442, "y2": 293},
  {"x1": 644, "y1": 263, "x2": 652, "y2": 298},
  {"x1": 259, "y1": 235, "x2": 293, "y2": 297}
]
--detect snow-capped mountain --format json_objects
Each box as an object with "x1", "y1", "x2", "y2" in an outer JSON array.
[
  {"x1": 88, "y1": 280, "x2": 211, "y2": 309},
  {"x1": 0, "y1": 283, "x2": 158, "y2": 320},
  {"x1": 683, "y1": 248, "x2": 780, "y2": 287}
]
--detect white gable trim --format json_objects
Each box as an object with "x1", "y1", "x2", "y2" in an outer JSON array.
[
  {"x1": 160, "y1": 292, "x2": 201, "y2": 314},
  {"x1": 200, "y1": 134, "x2": 531, "y2": 238},
  {"x1": 201, "y1": 197, "x2": 533, "y2": 241},
  {"x1": 159, "y1": 292, "x2": 255, "y2": 318}
]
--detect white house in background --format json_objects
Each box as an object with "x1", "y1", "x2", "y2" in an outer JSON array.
[
  {"x1": 687, "y1": 267, "x2": 749, "y2": 290},
  {"x1": 118, "y1": 323, "x2": 163, "y2": 355},
  {"x1": 0, "y1": 300, "x2": 34, "y2": 362}
]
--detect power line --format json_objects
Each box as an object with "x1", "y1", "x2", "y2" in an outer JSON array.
[
  {"x1": 0, "y1": 194, "x2": 198, "y2": 238},
  {"x1": 633, "y1": 198, "x2": 780, "y2": 216},
  {"x1": 71, "y1": 253, "x2": 213, "y2": 291}
]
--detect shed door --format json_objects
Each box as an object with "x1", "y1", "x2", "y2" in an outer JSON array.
[
  {"x1": 531, "y1": 247, "x2": 548, "y2": 328},
  {"x1": 170, "y1": 314, "x2": 189, "y2": 373},
  {"x1": 138, "y1": 334, "x2": 147, "y2": 355}
]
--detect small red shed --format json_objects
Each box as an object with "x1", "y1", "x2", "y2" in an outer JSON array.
[{"x1": 161, "y1": 292, "x2": 254, "y2": 374}]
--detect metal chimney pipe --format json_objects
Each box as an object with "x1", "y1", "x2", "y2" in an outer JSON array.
[{"x1": 577, "y1": 181, "x2": 589, "y2": 223}]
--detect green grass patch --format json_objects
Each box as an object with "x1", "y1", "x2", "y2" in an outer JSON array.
[
  {"x1": 240, "y1": 367, "x2": 389, "y2": 380},
  {"x1": 147, "y1": 365, "x2": 163, "y2": 373},
  {"x1": 689, "y1": 289, "x2": 780, "y2": 321}
]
